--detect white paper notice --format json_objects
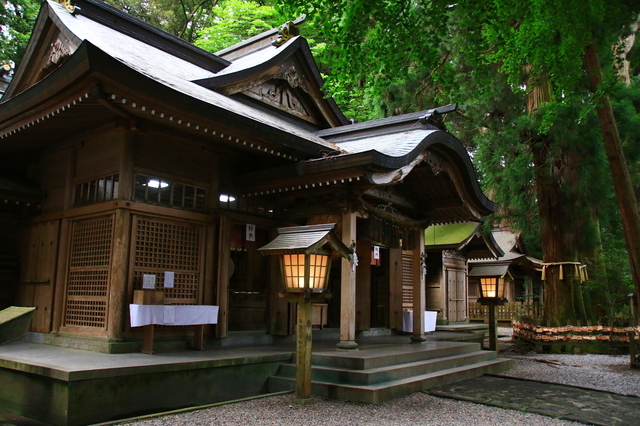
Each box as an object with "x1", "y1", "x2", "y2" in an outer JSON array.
[
  {"x1": 164, "y1": 271, "x2": 175, "y2": 288},
  {"x1": 163, "y1": 306, "x2": 175, "y2": 324},
  {"x1": 246, "y1": 223, "x2": 256, "y2": 241},
  {"x1": 373, "y1": 245, "x2": 380, "y2": 260},
  {"x1": 142, "y1": 274, "x2": 156, "y2": 289}
]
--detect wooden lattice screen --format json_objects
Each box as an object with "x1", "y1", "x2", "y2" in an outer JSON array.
[
  {"x1": 65, "y1": 215, "x2": 114, "y2": 328},
  {"x1": 131, "y1": 216, "x2": 203, "y2": 305},
  {"x1": 402, "y1": 252, "x2": 413, "y2": 310}
]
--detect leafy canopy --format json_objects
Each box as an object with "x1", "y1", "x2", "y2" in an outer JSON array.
[{"x1": 195, "y1": 0, "x2": 282, "y2": 52}]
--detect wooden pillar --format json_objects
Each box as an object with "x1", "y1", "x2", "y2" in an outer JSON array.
[
  {"x1": 337, "y1": 210, "x2": 358, "y2": 349},
  {"x1": 355, "y1": 240, "x2": 371, "y2": 331},
  {"x1": 216, "y1": 215, "x2": 230, "y2": 338},
  {"x1": 51, "y1": 219, "x2": 70, "y2": 332},
  {"x1": 388, "y1": 248, "x2": 403, "y2": 330},
  {"x1": 411, "y1": 229, "x2": 427, "y2": 343},
  {"x1": 107, "y1": 130, "x2": 135, "y2": 340},
  {"x1": 108, "y1": 208, "x2": 132, "y2": 340},
  {"x1": 487, "y1": 301, "x2": 498, "y2": 351}
]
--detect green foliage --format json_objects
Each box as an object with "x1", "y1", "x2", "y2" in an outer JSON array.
[
  {"x1": 106, "y1": 0, "x2": 223, "y2": 42},
  {"x1": 0, "y1": 0, "x2": 39, "y2": 66},
  {"x1": 195, "y1": 0, "x2": 282, "y2": 52}
]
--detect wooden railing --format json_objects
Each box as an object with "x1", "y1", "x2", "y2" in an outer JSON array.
[{"x1": 469, "y1": 302, "x2": 542, "y2": 322}]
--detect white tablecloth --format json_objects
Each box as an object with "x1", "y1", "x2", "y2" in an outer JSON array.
[
  {"x1": 129, "y1": 304, "x2": 219, "y2": 327},
  {"x1": 402, "y1": 311, "x2": 437, "y2": 333}
]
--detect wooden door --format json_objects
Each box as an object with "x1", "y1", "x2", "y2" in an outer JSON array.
[
  {"x1": 446, "y1": 268, "x2": 467, "y2": 322},
  {"x1": 17, "y1": 221, "x2": 60, "y2": 332},
  {"x1": 228, "y1": 224, "x2": 270, "y2": 331}
]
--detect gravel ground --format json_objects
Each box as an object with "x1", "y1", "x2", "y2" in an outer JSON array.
[
  {"x1": 496, "y1": 327, "x2": 640, "y2": 397},
  {"x1": 117, "y1": 328, "x2": 640, "y2": 426}
]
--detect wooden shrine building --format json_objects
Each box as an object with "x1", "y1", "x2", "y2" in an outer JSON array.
[
  {"x1": 423, "y1": 222, "x2": 503, "y2": 324},
  {"x1": 0, "y1": 0, "x2": 497, "y2": 352}
]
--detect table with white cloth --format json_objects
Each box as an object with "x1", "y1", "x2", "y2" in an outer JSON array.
[
  {"x1": 129, "y1": 304, "x2": 219, "y2": 354},
  {"x1": 401, "y1": 310, "x2": 437, "y2": 333}
]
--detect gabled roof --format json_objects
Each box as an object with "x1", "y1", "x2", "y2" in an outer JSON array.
[
  {"x1": 0, "y1": 0, "x2": 498, "y2": 226},
  {"x1": 0, "y1": 1, "x2": 340, "y2": 157},
  {"x1": 468, "y1": 227, "x2": 543, "y2": 273},
  {"x1": 424, "y1": 221, "x2": 503, "y2": 260},
  {"x1": 195, "y1": 36, "x2": 348, "y2": 127}
]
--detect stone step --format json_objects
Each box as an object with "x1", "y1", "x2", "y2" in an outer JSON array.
[
  {"x1": 308, "y1": 341, "x2": 481, "y2": 370},
  {"x1": 279, "y1": 350, "x2": 497, "y2": 386},
  {"x1": 269, "y1": 357, "x2": 513, "y2": 404}
]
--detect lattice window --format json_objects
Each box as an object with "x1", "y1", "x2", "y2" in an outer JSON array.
[
  {"x1": 65, "y1": 216, "x2": 113, "y2": 328},
  {"x1": 402, "y1": 252, "x2": 413, "y2": 310},
  {"x1": 65, "y1": 300, "x2": 107, "y2": 328},
  {"x1": 219, "y1": 193, "x2": 274, "y2": 218},
  {"x1": 134, "y1": 174, "x2": 206, "y2": 212},
  {"x1": 74, "y1": 174, "x2": 119, "y2": 207},
  {"x1": 131, "y1": 216, "x2": 203, "y2": 305}
]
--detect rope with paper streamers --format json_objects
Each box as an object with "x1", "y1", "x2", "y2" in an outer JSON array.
[{"x1": 541, "y1": 262, "x2": 588, "y2": 282}]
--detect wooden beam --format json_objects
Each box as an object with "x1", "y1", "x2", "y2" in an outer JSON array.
[{"x1": 364, "y1": 188, "x2": 418, "y2": 210}]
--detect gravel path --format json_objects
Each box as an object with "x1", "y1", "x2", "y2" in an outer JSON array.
[{"x1": 117, "y1": 331, "x2": 640, "y2": 426}]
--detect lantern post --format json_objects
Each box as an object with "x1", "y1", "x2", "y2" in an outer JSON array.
[
  {"x1": 478, "y1": 277, "x2": 507, "y2": 351},
  {"x1": 258, "y1": 224, "x2": 353, "y2": 404}
]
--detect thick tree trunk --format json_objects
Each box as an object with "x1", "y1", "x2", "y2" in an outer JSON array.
[
  {"x1": 584, "y1": 43, "x2": 640, "y2": 323},
  {"x1": 530, "y1": 135, "x2": 579, "y2": 326},
  {"x1": 527, "y1": 73, "x2": 580, "y2": 326}
]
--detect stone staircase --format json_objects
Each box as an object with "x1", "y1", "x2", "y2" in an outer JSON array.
[{"x1": 268, "y1": 340, "x2": 512, "y2": 403}]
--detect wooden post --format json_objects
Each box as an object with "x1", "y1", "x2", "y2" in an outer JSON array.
[
  {"x1": 51, "y1": 219, "x2": 70, "y2": 332},
  {"x1": 388, "y1": 248, "x2": 403, "y2": 330},
  {"x1": 488, "y1": 301, "x2": 498, "y2": 351},
  {"x1": 337, "y1": 210, "x2": 358, "y2": 349},
  {"x1": 108, "y1": 208, "x2": 132, "y2": 340},
  {"x1": 355, "y1": 240, "x2": 371, "y2": 331},
  {"x1": 411, "y1": 229, "x2": 427, "y2": 343},
  {"x1": 216, "y1": 215, "x2": 230, "y2": 338},
  {"x1": 293, "y1": 298, "x2": 314, "y2": 404}
]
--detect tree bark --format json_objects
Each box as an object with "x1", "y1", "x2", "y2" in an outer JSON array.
[
  {"x1": 530, "y1": 135, "x2": 579, "y2": 326},
  {"x1": 584, "y1": 42, "x2": 640, "y2": 323},
  {"x1": 527, "y1": 73, "x2": 580, "y2": 326}
]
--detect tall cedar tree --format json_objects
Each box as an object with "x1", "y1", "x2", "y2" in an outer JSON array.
[{"x1": 277, "y1": 0, "x2": 640, "y2": 325}]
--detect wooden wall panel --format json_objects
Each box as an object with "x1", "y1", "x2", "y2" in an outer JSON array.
[
  {"x1": 40, "y1": 148, "x2": 71, "y2": 214},
  {"x1": 75, "y1": 132, "x2": 121, "y2": 181},
  {"x1": 135, "y1": 135, "x2": 213, "y2": 185}
]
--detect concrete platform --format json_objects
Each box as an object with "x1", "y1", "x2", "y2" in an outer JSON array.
[{"x1": 0, "y1": 331, "x2": 496, "y2": 426}]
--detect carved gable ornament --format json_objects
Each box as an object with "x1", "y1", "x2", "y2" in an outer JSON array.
[
  {"x1": 272, "y1": 21, "x2": 300, "y2": 47},
  {"x1": 56, "y1": 0, "x2": 76, "y2": 13},
  {"x1": 42, "y1": 37, "x2": 72, "y2": 73},
  {"x1": 243, "y1": 66, "x2": 316, "y2": 123}
]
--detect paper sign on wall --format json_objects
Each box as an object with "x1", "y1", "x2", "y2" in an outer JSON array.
[
  {"x1": 373, "y1": 245, "x2": 380, "y2": 260},
  {"x1": 246, "y1": 223, "x2": 256, "y2": 242},
  {"x1": 164, "y1": 271, "x2": 175, "y2": 288},
  {"x1": 142, "y1": 274, "x2": 156, "y2": 289}
]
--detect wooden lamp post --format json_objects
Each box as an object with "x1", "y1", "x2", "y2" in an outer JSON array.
[
  {"x1": 258, "y1": 223, "x2": 353, "y2": 405},
  {"x1": 478, "y1": 276, "x2": 507, "y2": 351}
]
